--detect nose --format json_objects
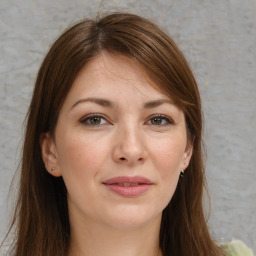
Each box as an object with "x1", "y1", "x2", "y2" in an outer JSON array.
[{"x1": 112, "y1": 123, "x2": 147, "y2": 166}]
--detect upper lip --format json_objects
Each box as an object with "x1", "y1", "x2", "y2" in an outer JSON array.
[{"x1": 102, "y1": 176, "x2": 153, "y2": 185}]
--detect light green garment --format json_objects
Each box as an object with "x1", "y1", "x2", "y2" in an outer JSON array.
[{"x1": 221, "y1": 240, "x2": 254, "y2": 256}]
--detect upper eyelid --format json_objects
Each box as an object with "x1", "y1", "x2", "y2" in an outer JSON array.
[
  {"x1": 146, "y1": 114, "x2": 174, "y2": 122},
  {"x1": 79, "y1": 113, "x2": 109, "y2": 123}
]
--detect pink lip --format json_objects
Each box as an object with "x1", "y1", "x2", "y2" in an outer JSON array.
[{"x1": 102, "y1": 176, "x2": 153, "y2": 197}]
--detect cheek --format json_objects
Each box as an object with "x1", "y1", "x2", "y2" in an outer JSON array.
[
  {"x1": 56, "y1": 135, "x2": 96, "y2": 175},
  {"x1": 151, "y1": 138, "x2": 185, "y2": 206},
  {"x1": 55, "y1": 135, "x2": 107, "y2": 204},
  {"x1": 56, "y1": 132, "x2": 111, "y2": 179},
  {"x1": 151, "y1": 135, "x2": 186, "y2": 176}
]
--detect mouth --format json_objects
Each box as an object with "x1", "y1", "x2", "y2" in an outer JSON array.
[
  {"x1": 102, "y1": 176, "x2": 153, "y2": 197},
  {"x1": 114, "y1": 183, "x2": 142, "y2": 186}
]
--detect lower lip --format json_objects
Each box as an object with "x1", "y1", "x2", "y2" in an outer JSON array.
[{"x1": 103, "y1": 184, "x2": 151, "y2": 197}]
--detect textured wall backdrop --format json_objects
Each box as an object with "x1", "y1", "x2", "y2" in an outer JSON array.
[{"x1": 0, "y1": 0, "x2": 255, "y2": 252}]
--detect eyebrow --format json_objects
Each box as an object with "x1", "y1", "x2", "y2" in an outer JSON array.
[
  {"x1": 143, "y1": 99, "x2": 174, "y2": 108},
  {"x1": 70, "y1": 97, "x2": 174, "y2": 110},
  {"x1": 70, "y1": 98, "x2": 114, "y2": 110}
]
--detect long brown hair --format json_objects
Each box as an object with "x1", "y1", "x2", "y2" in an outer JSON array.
[{"x1": 2, "y1": 12, "x2": 225, "y2": 256}]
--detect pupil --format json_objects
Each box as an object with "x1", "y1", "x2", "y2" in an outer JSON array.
[
  {"x1": 91, "y1": 117, "x2": 100, "y2": 124},
  {"x1": 152, "y1": 118, "x2": 161, "y2": 125}
]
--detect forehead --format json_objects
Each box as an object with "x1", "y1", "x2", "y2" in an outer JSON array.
[
  {"x1": 78, "y1": 53, "x2": 152, "y2": 87},
  {"x1": 64, "y1": 52, "x2": 173, "y2": 105}
]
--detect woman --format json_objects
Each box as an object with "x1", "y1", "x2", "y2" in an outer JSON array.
[{"x1": 1, "y1": 12, "x2": 253, "y2": 256}]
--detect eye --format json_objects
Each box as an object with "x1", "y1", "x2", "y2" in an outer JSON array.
[
  {"x1": 146, "y1": 115, "x2": 174, "y2": 126},
  {"x1": 80, "y1": 114, "x2": 109, "y2": 126}
]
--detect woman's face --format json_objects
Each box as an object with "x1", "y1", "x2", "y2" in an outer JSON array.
[{"x1": 41, "y1": 52, "x2": 192, "y2": 230}]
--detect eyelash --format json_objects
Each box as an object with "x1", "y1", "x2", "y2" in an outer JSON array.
[
  {"x1": 146, "y1": 114, "x2": 174, "y2": 126},
  {"x1": 79, "y1": 114, "x2": 174, "y2": 127},
  {"x1": 79, "y1": 114, "x2": 109, "y2": 126}
]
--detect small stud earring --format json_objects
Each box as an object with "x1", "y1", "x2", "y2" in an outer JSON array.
[
  {"x1": 180, "y1": 170, "x2": 185, "y2": 178},
  {"x1": 51, "y1": 167, "x2": 55, "y2": 172}
]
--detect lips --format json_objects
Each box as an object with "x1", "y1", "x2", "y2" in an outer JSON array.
[{"x1": 102, "y1": 176, "x2": 153, "y2": 197}]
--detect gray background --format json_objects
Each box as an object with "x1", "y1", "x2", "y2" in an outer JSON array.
[{"x1": 0, "y1": 0, "x2": 255, "y2": 253}]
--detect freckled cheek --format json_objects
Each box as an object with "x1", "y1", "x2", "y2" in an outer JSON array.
[{"x1": 57, "y1": 137, "x2": 102, "y2": 175}]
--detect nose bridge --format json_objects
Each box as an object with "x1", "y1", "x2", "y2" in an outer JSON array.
[
  {"x1": 122, "y1": 122, "x2": 142, "y2": 150},
  {"x1": 113, "y1": 118, "x2": 146, "y2": 164}
]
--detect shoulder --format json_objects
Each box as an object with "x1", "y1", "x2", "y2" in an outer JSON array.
[{"x1": 220, "y1": 240, "x2": 254, "y2": 256}]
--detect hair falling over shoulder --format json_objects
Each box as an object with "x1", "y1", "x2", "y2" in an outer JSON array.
[{"x1": 1, "y1": 12, "x2": 226, "y2": 256}]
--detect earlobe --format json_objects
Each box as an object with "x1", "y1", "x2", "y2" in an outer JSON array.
[{"x1": 40, "y1": 133, "x2": 62, "y2": 177}]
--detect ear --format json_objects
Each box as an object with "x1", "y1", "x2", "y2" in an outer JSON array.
[
  {"x1": 181, "y1": 143, "x2": 193, "y2": 171},
  {"x1": 40, "y1": 132, "x2": 62, "y2": 177}
]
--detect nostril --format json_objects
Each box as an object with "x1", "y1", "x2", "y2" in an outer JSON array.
[{"x1": 120, "y1": 157, "x2": 126, "y2": 161}]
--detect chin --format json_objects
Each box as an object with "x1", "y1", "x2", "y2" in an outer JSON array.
[{"x1": 100, "y1": 205, "x2": 162, "y2": 230}]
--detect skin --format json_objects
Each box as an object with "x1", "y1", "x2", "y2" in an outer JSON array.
[{"x1": 41, "y1": 52, "x2": 193, "y2": 256}]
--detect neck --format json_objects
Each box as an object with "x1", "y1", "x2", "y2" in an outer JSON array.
[{"x1": 68, "y1": 213, "x2": 162, "y2": 256}]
